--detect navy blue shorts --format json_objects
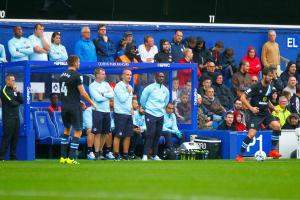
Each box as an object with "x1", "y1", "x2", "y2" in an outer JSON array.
[
  {"x1": 62, "y1": 105, "x2": 83, "y2": 131},
  {"x1": 92, "y1": 110, "x2": 111, "y2": 134},
  {"x1": 246, "y1": 112, "x2": 277, "y2": 130},
  {"x1": 114, "y1": 113, "x2": 133, "y2": 138}
]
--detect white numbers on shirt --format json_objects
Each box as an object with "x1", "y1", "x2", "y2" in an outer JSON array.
[{"x1": 61, "y1": 82, "x2": 68, "y2": 96}]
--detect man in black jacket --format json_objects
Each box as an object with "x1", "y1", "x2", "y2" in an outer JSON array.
[
  {"x1": 217, "y1": 112, "x2": 236, "y2": 131},
  {"x1": 0, "y1": 74, "x2": 24, "y2": 160},
  {"x1": 154, "y1": 39, "x2": 173, "y2": 63}
]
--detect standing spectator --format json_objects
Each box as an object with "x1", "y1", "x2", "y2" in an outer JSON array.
[
  {"x1": 154, "y1": 39, "x2": 173, "y2": 63},
  {"x1": 47, "y1": 93, "x2": 61, "y2": 114},
  {"x1": 171, "y1": 78, "x2": 180, "y2": 103},
  {"x1": 242, "y1": 46, "x2": 261, "y2": 78},
  {"x1": 93, "y1": 24, "x2": 116, "y2": 62},
  {"x1": 176, "y1": 92, "x2": 191, "y2": 124},
  {"x1": 272, "y1": 96, "x2": 291, "y2": 127},
  {"x1": 197, "y1": 94, "x2": 213, "y2": 129},
  {"x1": 0, "y1": 74, "x2": 24, "y2": 160},
  {"x1": 140, "y1": 73, "x2": 169, "y2": 161},
  {"x1": 199, "y1": 61, "x2": 220, "y2": 86},
  {"x1": 170, "y1": 30, "x2": 185, "y2": 63},
  {"x1": 113, "y1": 69, "x2": 134, "y2": 160},
  {"x1": 209, "y1": 41, "x2": 224, "y2": 70},
  {"x1": 217, "y1": 112, "x2": 236, "y2": 131},
  {"x1": 212, "y1": 74, "x2": 234, "y2": 110},
  {"x1": 220, "y1": 48, "x2": 238, "y2": 87},
  {"x1": 117, "y1": 31, "x2": 136, "y2": 57},
  {"x1": 0, "y1": 43, "x2": 7, "y2": 63},
  {"x1": 184, "y1": 36, "x2": 197, "y2": 49},
  {"x1": 289, "y1": 84, "x2": 300, "y2": 115},
  {"x1": 261, "y1": 30, "x2": 281, "y2": 74},
  {"x1": 232, "y1": 61, "x2": 252, "y2": 97},
  {"x1": 49, "y1": 32, "x2": 68, "y2": 61},
  {"x1": 193, "y1": 37, "x2": 210, "y2": 72},
  {"x1": 233, "y1": 111, "x2": 247, "y2": 131},
  {"x1": 283, "y1": 76, "x2": 297, "y2": 95},
  {"x1": 138, "y1": 35, "x2": 158, "y2": 63},
  {"x1": 89, "y1": 68, "x2": 114, "y2": 160},
  {"x1": 8, "y1": 26, "x2": 33, "y2": 62},
  {"x1": 282, "y1": 114, "x2": 300, "y2": 129},
  {"x1": 177, "y1": 48, "x2": 200, "y2": 87},
  {"x1": 74, "y1": 26, "x2": 97, "y2": 62},
  {"x1": 280, "y1": 61, "x2": 299, "y2": 87}
]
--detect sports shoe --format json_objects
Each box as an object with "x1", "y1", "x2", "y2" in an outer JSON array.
[
  {"x1": 152, "y1": 155, "x2": 162, "y2": 161},
  {"x1": 87, "y1": 152, "x2": 96, "y2": 160},
  {"x1": 105, "y1": 152, "x2": 115, "y2": 160},
  {"x1": 59, "y1": 157, "x2": 67, "y2": 164},
  {"x1": 65, "y1": 158, "x2": 80, "y2": 165},
  {"x1": 269, "y1": 150, "x2": 282, "y2": 158},
  {"x1": 142, "y1": 155, "x2": 148, "y2": 161},
  {"x1": 114, "y1": 154, "x2": 122, "y2": 161},
  {"x1": 96, "y1": 155, "x2": 107, "y2": 160},
  {"x1": 235, "y1": 155, "x2": 244, "y2": 162}
]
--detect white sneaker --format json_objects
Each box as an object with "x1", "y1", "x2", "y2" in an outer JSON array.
[
  {"x1": 106, "y1": 152, "x2": 115, "y2": 160},
  {"x1": 142, "y1": 155, "x2": 148, "y2": 161},
  {"x1": 87, "y1": 152, "x2": 95, "y2": 160},
  {"x1": 152, "y1": 155, "x2": 162, "y2": 161}
]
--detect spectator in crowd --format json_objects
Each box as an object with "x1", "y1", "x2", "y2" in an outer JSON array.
[
  {"x1": 179, "y1": 80, "x2": 192, "y2": 98},
  {"x1": 49, "y1": 32, "x2": 68, "y2": 61},
  {"x1": 272, "y1": 68, "x2": 284, "y2": 92},
  {"x1": 242, "y1": 46, "x2": 261, "y2": 78},
  {"x1": 202, "y1": 87, "x2": 226, "y2": 119},
  {"x1": 193, "y1": 36, "x2": 210, "y2": 72},
  {"x1": 197, "y1": 94, "x2": 213, "y2": 129},
  {"x1": 232, "y1": 99, "x2": 247, "y2": 124},
  {"x1": 140, "y1": 72, "x2": 169, "y2": 161},
  {"x1": 93, "y1": 24, "x2": 116, "y2": 62},
  {"x1": 89, "y1": 68, "x2": 114, "y2": 160},
  {"x1": 282, "y1": 90, "x2": 292, "y2": 102},
  {"x1": 220, "y1": 48, "x2": 238, "y2": 87},
  {"x1": 261, "y1": 30, "x2": 281, "y2": 74},
  {"x1": 0, "y1": 43, "x2": 7, "y2": 63},
  {"x1": 233, "y1": 111, "x2": 247, "y2": 131},
  {"x1": 117, "y1": 31, "x2": 135, "y2": 57},
  {"x1": 171, "y1": 78, "x2": 180, "y2": 103},
  {"x1": 282, "y1": 113, "x2": 300, "y2": 129},
  {"x1": 250, "y1": 75, "x2": 259, "y2": 85},
  {"x1": 154, "y1": 39, "x2": 173, "y2": 63},
  {"x1": 47, "y1": 93, "x2": 61, "y2": 114},
  {"x1": 113, "y1": 69, "x2": 134, "y2": 160},
  {"x1": 74, "y1": 26, "x2": 97, "y2": 62},
  {"x1": 170, "y1": 30, "x2": 185, "y2": 63},
  {"x1": 199, "y1": 61, "x2": 220, "y2": 86},
  {"x1": 232, "y1": 61, "x2": 252, "y2": 97},
  {"x1": 138, "y1": 35, "x2": 158, "y2": 63},
  {"x1": 289, "y1": 84, "x2": 300, "y2": 115},
  {"x1": 8, "y1": 26, "x2": 33, "y2": 62},
  {"x1": 116, "y1": 43, "x2": 139, "y2": 63},
  {"x1": 176, "y1": 92, "x2": 191, "y2": 124},
  {"x1": 81, "y1": 102, "x2": 95, "y2": 160},
  {"x1": 198, "y1": 76, "x2": 212, "y2": 96},
  {"x1": 283, "y1": 76, "x2": 297, "y2": 95},
  {"x1": 280, "y1": 61, "x2": 299, "y2": 87},
  {"x1": 209, "y1": 41, "x2": 224, "y2": 70},
  {"x1": 184, "y1": 36, "x2": 197, "y2": 49},
  {"x1": 212, "y1": 74, "x2": 234, "y2": 110},
  {"x1": 270, "y1": 90, "x2": 279, "y2": 106},
  {"x1": 296, "y1": 54, "x2": 300, "y2": 75},
  {"x1": 29, "y1": 23, "x2": 49, "y2": 61},
  {"x1": 272, "y1": 96, "x2": 291, "y2": 127},
  {"x1": 217, "y1": 112, "x2": 236, "y2": 131},
  {"x1": 177, "y1": 48, "x2": 201, "y2": 87}
]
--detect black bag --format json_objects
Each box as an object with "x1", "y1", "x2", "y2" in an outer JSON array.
[
  {"x1": 194, "y1": 136, "x2": 221, "y2": 159},
  {"x1": 161, "y1": 147, "x2": 180, "y2": 160}
]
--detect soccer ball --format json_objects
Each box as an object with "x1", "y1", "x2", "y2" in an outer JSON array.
[{"x1": 254, "y1": 150, "x2": 267, "y2": 161}]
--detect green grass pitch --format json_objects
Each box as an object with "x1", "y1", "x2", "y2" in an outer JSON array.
[{"x1": 0, "y1": 159, "x2": 299, "y2": 200}]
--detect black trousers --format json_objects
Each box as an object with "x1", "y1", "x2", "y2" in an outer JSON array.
[{"x1": 0, "y1": 117, "x2": 20, "y2": 160}]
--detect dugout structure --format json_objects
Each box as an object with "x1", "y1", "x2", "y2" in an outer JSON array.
[{"x1": 0, "y1": 61, "x2": 198, "y2": 160}]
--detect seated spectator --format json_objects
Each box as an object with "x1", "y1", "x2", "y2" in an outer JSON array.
[
  {"x1": 29, "y1": 23, "x2": 49, "y2": 61},
  {"x1": 47, "y1": 93, "x2": 61, "y2": 113},
  {"x1": 8, "y1": 26, "x2": 33, "y2": 62},
  {"x1": 184, "y1": 36, "x2": 197, "y2": 49},
  {"x1": 171, "y1": 78, "x2": 180, "y2": 104},
  {"x1": 116, "y1": 43, "x2": 139, "y2": 63},
  {"x1": 272, "y1": 96, "x2": 291, "y2": 127},
  {"x1": 290, "y1": 84, "x2": 300, "y2": 115},
  {"x1": 282, "y1": 90, "x2": 292, "y2": 102},
  {"x1": 232, "y1": 61, "x2": 252, "y2": 97},
  {"x1": 0, "y1": 43, "x2": 7, "y2": 63},
  {"x1": 280, "y1": 61, "x2": 300, "y2": 87},
  {"x1": 93, "y1": 24, "x2": 116, "y2": 62},
  {"x1": 193, "y1": 37, "x2": 210, "y2": 72},
  {"x1": 270, "y1": 90, "x2": 279, "y2": 106},
  {"x1": 154, "y1": 39, "x2": 173, "y2": 63},
  {"x1": 250, "y1": 75, "x2": 259, "y2": 85},
  {"x1": 177, "y1": 48, "x2": 201, "y2": 87},
  {"x1": 49, "y1": 32, "x2": 68, "y2": 61},
  {"x1": 198, "y1": 76, "x2": 212, "y2": 96},
  {"x1": 117, "y1": 31, "x2": 136, "y2": 57},
  {"x1": 217, "y1": 112, "x2": 236, "y2": 131},
  {"x1": 75, "y1": 26, "x2": 97, "y2": 62},
  {"x1": 209, "y1": 41, "x2": 224, "y2": 70},
  {"x1": 138, "y1": 35, "x2": 158, "y2": 63},
  {"x1": 220, "y1": 48, "x2": 238, "y2": 87},
  {"x1": 283, "y1": 76, "x2": 297, "y2": 95},
  {"x1": 162, "y1": 103, "x2": 184, "y2": 149},
  {"x1": 233, "y1": 99, "x2": 247, "y2": 124},
  {"x1": 176, "y1": 92, "x2": 191, "y2": 123},
  {"x1": 197, "y1": 94, "x2": 213, "y2": 129},
  {"x1": 179, "y1": 80, "x2": 192, "y2": 99},
  {"x1": 233, "y1": 111, "x2": 247, "y2": 131},
  {"x1": 242, "y1": 46, "x2": 261, "y2": 78},
  {"x1": 199, "y1": 61, "x2": 220, "y2": 86},
  {"x1": 282, "y1": 113, "x2": 300, "y2": 129},
  {"x1": 202, "y1": 87, "x2": 226, "y2": 118},
  {"x1": 212, "y1": 74, "x2": 234, "y2": 110}
]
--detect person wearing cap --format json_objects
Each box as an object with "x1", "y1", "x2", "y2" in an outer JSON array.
[
  {"x1": 282, "y1": 113, "x2": 300, "y2": 129},
  {"x1": 117, "y1": 31, "x2": 136, "y2": 57}
]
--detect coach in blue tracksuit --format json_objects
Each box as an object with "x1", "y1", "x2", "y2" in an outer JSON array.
[{"x1": 140, "y1": 72, "x2": 169, "y2": 161}]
